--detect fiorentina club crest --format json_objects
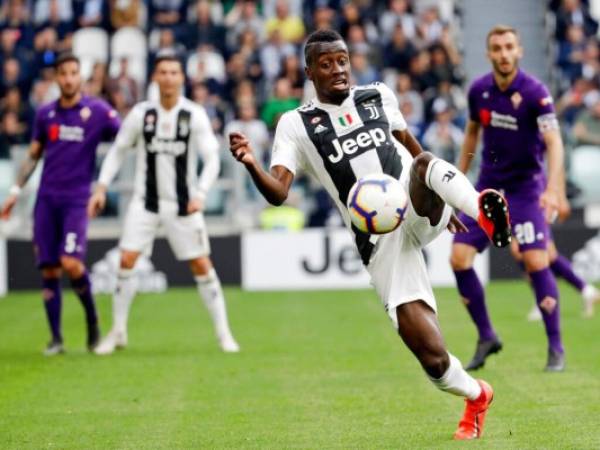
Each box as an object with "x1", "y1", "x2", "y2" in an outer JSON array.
[
  {"x1": 511, "y1": 92, "x2": 523, "y2": 109},
  {"x1": 80, "y1": 106, "x2": 92, "y2": 121}
]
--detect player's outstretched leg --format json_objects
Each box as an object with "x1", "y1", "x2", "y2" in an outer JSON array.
[
  {"x1": 395, "y1": 301, "x2": 493, "y2": 440},
  {"x1": 62, "y1": 256, "x2": 100, "y2": 352},
  {"x1": 41, "y1": 269, "x2": 64, "y2": 356},
  {"x1": 417, "y1": 154, "x2": 511, "y2": 247},
  {"x1": 192, "y1": 258, "x2": 239, "y2": 353},
  {"x1": 95, "y1": 252, "x2": 139, "y2": 355}
]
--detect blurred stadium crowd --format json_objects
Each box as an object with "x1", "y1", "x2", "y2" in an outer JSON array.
[{"x1": 0, "y1": 0, "x2": 599, "y2": 229}]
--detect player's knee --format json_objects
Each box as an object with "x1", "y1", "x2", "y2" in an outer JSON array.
[
  {"x1": 411, "y1": 152, "x2": 434, "y2": 183},
  {"x1": 450, "y1": 249, "x2": 471, "y2": 271},
  {"x1": 60, "y1": 256, "x2": 84, "y2": 278},
  {"x1": 510, "y1": 240, "x2": 522, "y2": 262},
  {"x1": 523, "y1": 250, "x2": 549, "y2": 273},
  {"x1": 189, "y1": 256, "x2": 213, "y2": 276},
  {"x1": 420, "y1": 350, "x2": 449, "y2": 379},
  {"x1": 120, "y1": 251, "x2": 139, "y2": 270},
  {"x1": 41, "y1": 266, "x2": 62, "y2": 279}
]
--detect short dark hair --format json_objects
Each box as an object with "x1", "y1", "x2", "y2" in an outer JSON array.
[
  {"x1": 304, "y1": 29, "x2": 344, "y2": 65},
  {"x1": 54, "y1": 52, "x2": 80, "y2": 69},
  {"x1": 486, "y1": 25, "x2": 519, "y2": 48},
  {"x1": 154, "y1": 49, "x2": 184, "y2": 71}
]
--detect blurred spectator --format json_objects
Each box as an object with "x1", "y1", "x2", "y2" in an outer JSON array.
[
  {"x1": 223, "y1": 52, "x2": 252, "y2": 103},
  {"x1": 261, "y1": 77, "x2": 300, "y2": 129},
  {"x1": 416, "y1": 5, "x2": 444, "y2": 46},
  {"x1": 30, "y1": 66, "x2": 59, "y2": 108},
  {"x1": 33, "y1": 0, "x2": 74, "y2": 50},
  {"x1": 557, "y1": 24, "x2": 587, "y2": 82},
  {"x1": 394, "y1": 73, "x2": 424, "y2": 130},
  {"x1": 32, "y1": 27, "x2": 58, "y2": 74},
  {"x1": 259, "y1": 29, "x2": 296, "y2": 83},
  {"x1": 278, "y1": 54, "x2": 304, "y2": 99},
  {"x1": 0, "y1": 0, "x2": 34, "y2": 50},
  {"x1": 148, "y1": 0, "x2": 186, "y2": 29},
  {"x1": 236, "y1": 28, "x2": 263, "y2": 81},
  {"x1": 187, "y1": 44, "x2": 227, "y2": 86},
  {"x1": 109, "y1": 0, "x2": 142, "y2": 29},
  {"x1": 428, "y1": 42, "x2": 462, "y2": 85},
  {"x1": 350, "y1": 44, "x2": 379, "y2": 85},
  {"x1": 224, "y1": 0, "x2": 265, "y2": 50},
  {"x1": 408, "y1": 49, "x2": 437, "y2": 93},
  {"x1": 580, "y1": 38, "x2": 600, "y2": 80},
  {"x1": 0, "y1": 110, "x2": 27, "y2": 158},
  {"x1": 555, "y1": 0, "x2": 598, "y2": 41},
  {"x1": 149, "y1": 28, "x2": 186, "y2": 73},
  {"x1": 83, "y1": 62, "x2": 108, "y2": 97},
  {"x1": 188, "y1": 0, "x2": 226, "y2": 53},
  {"x1": 75, "y1": 0, "x2": 105, "y2": 28},
  {"x1": 262, "y1": 0, "x2": 302, "y2": 19},
  {"x1": 556, "y1": 77, "x2": 597, "y2": 125},
  {"x1": 224, "y1": 100, "x2": 270, "y2": 168},
  {"x1": 1, "y1": 57, "x2": 26, "y2": 97},
  {"x1": 383, "y1": 24, "x2": 417, "y2": 72},
  {"x1": 265, "y1": 0, "x2": 305, "y2": 44},
  {"x1": 311, "y1": 5, "x2": 337, "y2": 31},
  {"x1": 191, "y1": 81, "x2": 225, "y2": 133},
  {"x1": 422, "y1": 98, "x2": 463, "y2": 163},
  {"x1": 423, "y1": 80, "x2": 467, "y2": 125},
  {"x1": 106, "y1": 58, "x2": 139, "y2": 115},
  {"x1": 379, "y1": 0, "x2": 416, "y2": 41},
  {"x1": 339, "y1": 1, "x2": 377, "y2": 43},
  {"x1": 573, "y1": 93, "x2": 600, "y2": 145},
  {"x1": 0, "y1": 86, "x2": 32, "y2": 137}
]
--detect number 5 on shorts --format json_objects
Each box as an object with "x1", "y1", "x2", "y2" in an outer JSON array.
[{"x1": 65, "y1": 232, "x2": 78, "y2": 253}]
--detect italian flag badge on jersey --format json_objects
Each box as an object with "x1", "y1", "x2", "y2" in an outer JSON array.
[{"x1": 338, "y1": 113, "x2": 354, "y2": 127}]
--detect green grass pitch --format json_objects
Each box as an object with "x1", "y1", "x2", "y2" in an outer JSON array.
[{"x1": 1, "y1": 281, "x2": 600, "y2": 449}]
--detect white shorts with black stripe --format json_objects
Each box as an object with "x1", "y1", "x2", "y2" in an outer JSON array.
[
  {"x1": 366, "y1": 181, "x2": 452, "y2": 328},
  {"x1": 119, "y1": 197, "x2": 210, "y2": 261}
]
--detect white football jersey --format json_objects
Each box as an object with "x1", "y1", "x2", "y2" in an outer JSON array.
[
  {"x1": 100, "y1": 96, "x2": 219, "y2": 216},
  {"x1": 270, "y1": 82, "x2": 413, "y2": 264}
]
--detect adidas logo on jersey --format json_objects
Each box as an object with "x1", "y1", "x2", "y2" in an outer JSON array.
[
  {"x1": 329, "y1": 127, "x2": 386, "y2": 163},
  {"x1": 314, "y1": 124, "x2": 328, "y2": 134}
]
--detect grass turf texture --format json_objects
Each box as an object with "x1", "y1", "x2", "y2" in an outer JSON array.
[{"x1": 1, "y1": 281, "x2": 599, "y2": 449}]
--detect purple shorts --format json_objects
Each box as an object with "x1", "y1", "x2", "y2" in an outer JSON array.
[
  {"x1": 33, "y1": 195, "x2": 89, "y2": 268},
  {"x1": 454, "y1": 190, "x2": 549, "y2": 253}
]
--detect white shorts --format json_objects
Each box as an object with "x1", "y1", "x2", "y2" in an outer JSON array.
[
  {"x1": 119, "y1": 197, "x2": 211, "y2": 261},
  {"x1": 366, "y1": 191, "x2": 452, "y2": 328}
]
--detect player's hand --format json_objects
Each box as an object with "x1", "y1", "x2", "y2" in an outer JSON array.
[
  {"x1": 187, "y1": 196, "x2": 204, "y2": 214},
  {"x1": 0, "y1": 194, "x2": 17, "y2": 220},
  {"x1": 229, "y1": 132, "x2": 257, "y2": 166},
  {"x1": 447, "y1": 212, "x2": 468, "y2": 234},
  {"x1": 557, "y1": 194, "x2": 571, "y2": 223},
  {"x1": 87, "y1": 188, "x2": 106, "y2": 218},
  {"x1": 540, "y1": 188, "x2": 559, "y2": 223}
]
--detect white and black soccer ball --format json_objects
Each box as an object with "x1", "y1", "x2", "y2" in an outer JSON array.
[{"x1": 346, "y1": 173, "x2": 408, "y2": 234}]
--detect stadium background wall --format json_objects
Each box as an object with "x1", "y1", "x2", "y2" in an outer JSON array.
[{"x1": 5, "y1": 221, "x2": 598, "y2": 290}]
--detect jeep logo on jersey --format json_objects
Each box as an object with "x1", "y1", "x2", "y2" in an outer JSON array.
[
  {"x1": 147, "y1": 136, "x2": 187, "y2": 155},
  {"x1": 329, "y1": 127, "x2": 386, "y2": 163}
]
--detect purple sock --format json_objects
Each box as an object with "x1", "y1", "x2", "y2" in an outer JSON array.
[
  {"x1": 454, "y1": 269, "x2": 497, "y2": 341},
  {"x1": 529, "y1": 268, "x2": 563, "y2": 354},
  {"x1": 70, "y1": 272, "x2": 98, "y2": 327},
  {"x1": 42, "y1": 278, "x2": 62, "y2": 342},
  {"x1": 551, "y1": 254, "x2": 586, "y2": 292}
]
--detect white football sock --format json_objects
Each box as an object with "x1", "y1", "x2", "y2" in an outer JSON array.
[
  {"x1": 424, "y1": 158, "x2": 480, "y2": 220},
  {"x1": 113, "y1": 268, "x2": 137, "y2": 334},
  {"x1": 429, "y1": 353, "x2": 482, "y2": 400},
  {"x1": 195, "y1": 269, "x2": 234, "y2": 339}
]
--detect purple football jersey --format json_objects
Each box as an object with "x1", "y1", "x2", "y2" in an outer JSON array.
[
  {"x1": 468, "y1": 69, "x2": 556, "y2": 195},
  {"x1": 32, "y1": 95, "x2": 121, "y2": 198}
]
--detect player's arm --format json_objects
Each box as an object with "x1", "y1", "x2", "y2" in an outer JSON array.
[
  {"x1": 0, "y1": 140, "x2": 43, "y2": 219},
  {"x1": 391, "y1": 128, "x2": 425, "y2": 158},
  {"x1": 541, "y1": 127, "x2": 565, "y2": 222},
  {"x1": 229, "y1": 132, "x2": 294, "y2": 206},
  {"x1": 457, "y1": 120, "x2": 481, "y2": 174},
  {"x1": 189, "y1": 108, "x2": 220, "y2": 213},
  {"x1": 88, "y1": 107, "x2": 140, "y2": 217}
]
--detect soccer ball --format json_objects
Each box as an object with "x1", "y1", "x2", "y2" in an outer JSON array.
[{"x1": 347, "y1": 173, "x2": 408, "y2": 234}]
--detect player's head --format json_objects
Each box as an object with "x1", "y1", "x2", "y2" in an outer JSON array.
[
  {"x1": 153, "y1": 50, "x2": 185, "y2": 99},
  {"x1": 486, "y1": 25, "x2": 523, "y2": 78},
  {"x1": 304, "y1": 29, "x2": 350, "y2": 104},
  {"x1": 54, "y1": 52, "x2": 81, "y2": 100}
]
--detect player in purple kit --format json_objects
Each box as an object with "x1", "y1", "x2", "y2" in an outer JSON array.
[
  {"x1": 0, "y1": 53, "x2": 121, "y2": 355},
  {"x1": 450, "y1": 26, "x2": 567, "y2": 371}
]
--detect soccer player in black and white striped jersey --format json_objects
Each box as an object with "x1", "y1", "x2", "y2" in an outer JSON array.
[
  {"x1": 88, "y1": 51, "x2": 239, "y2": 354},
  {"x1": 229, "y1": 29, "x2": 512, "y2": 440}
]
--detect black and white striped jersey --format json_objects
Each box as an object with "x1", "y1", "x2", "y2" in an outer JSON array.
[
  {"x1": 99, "y1": 96, "x2": 219, "y2": 216},
  {"x1": 270, "y1": 82, "x2": 413, "y2": 264}
]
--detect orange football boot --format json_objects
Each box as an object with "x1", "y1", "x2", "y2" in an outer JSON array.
[{"x1": 454, "y1": 379, "x2": 494, "y2": 440}]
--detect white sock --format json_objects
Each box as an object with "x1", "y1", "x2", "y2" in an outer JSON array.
[
  {"x1": 424, "y1": 158, "x2": 479, "y2": 220},
  {"x1": 429, "y1": 353, "x2": 482, "y2": 400},
  {"x1": 113, "y1": 268, "x2": 137, "y2": 334},
  {"x1": 195, "y1": 269, "x2": 234, "y2": 339}
]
